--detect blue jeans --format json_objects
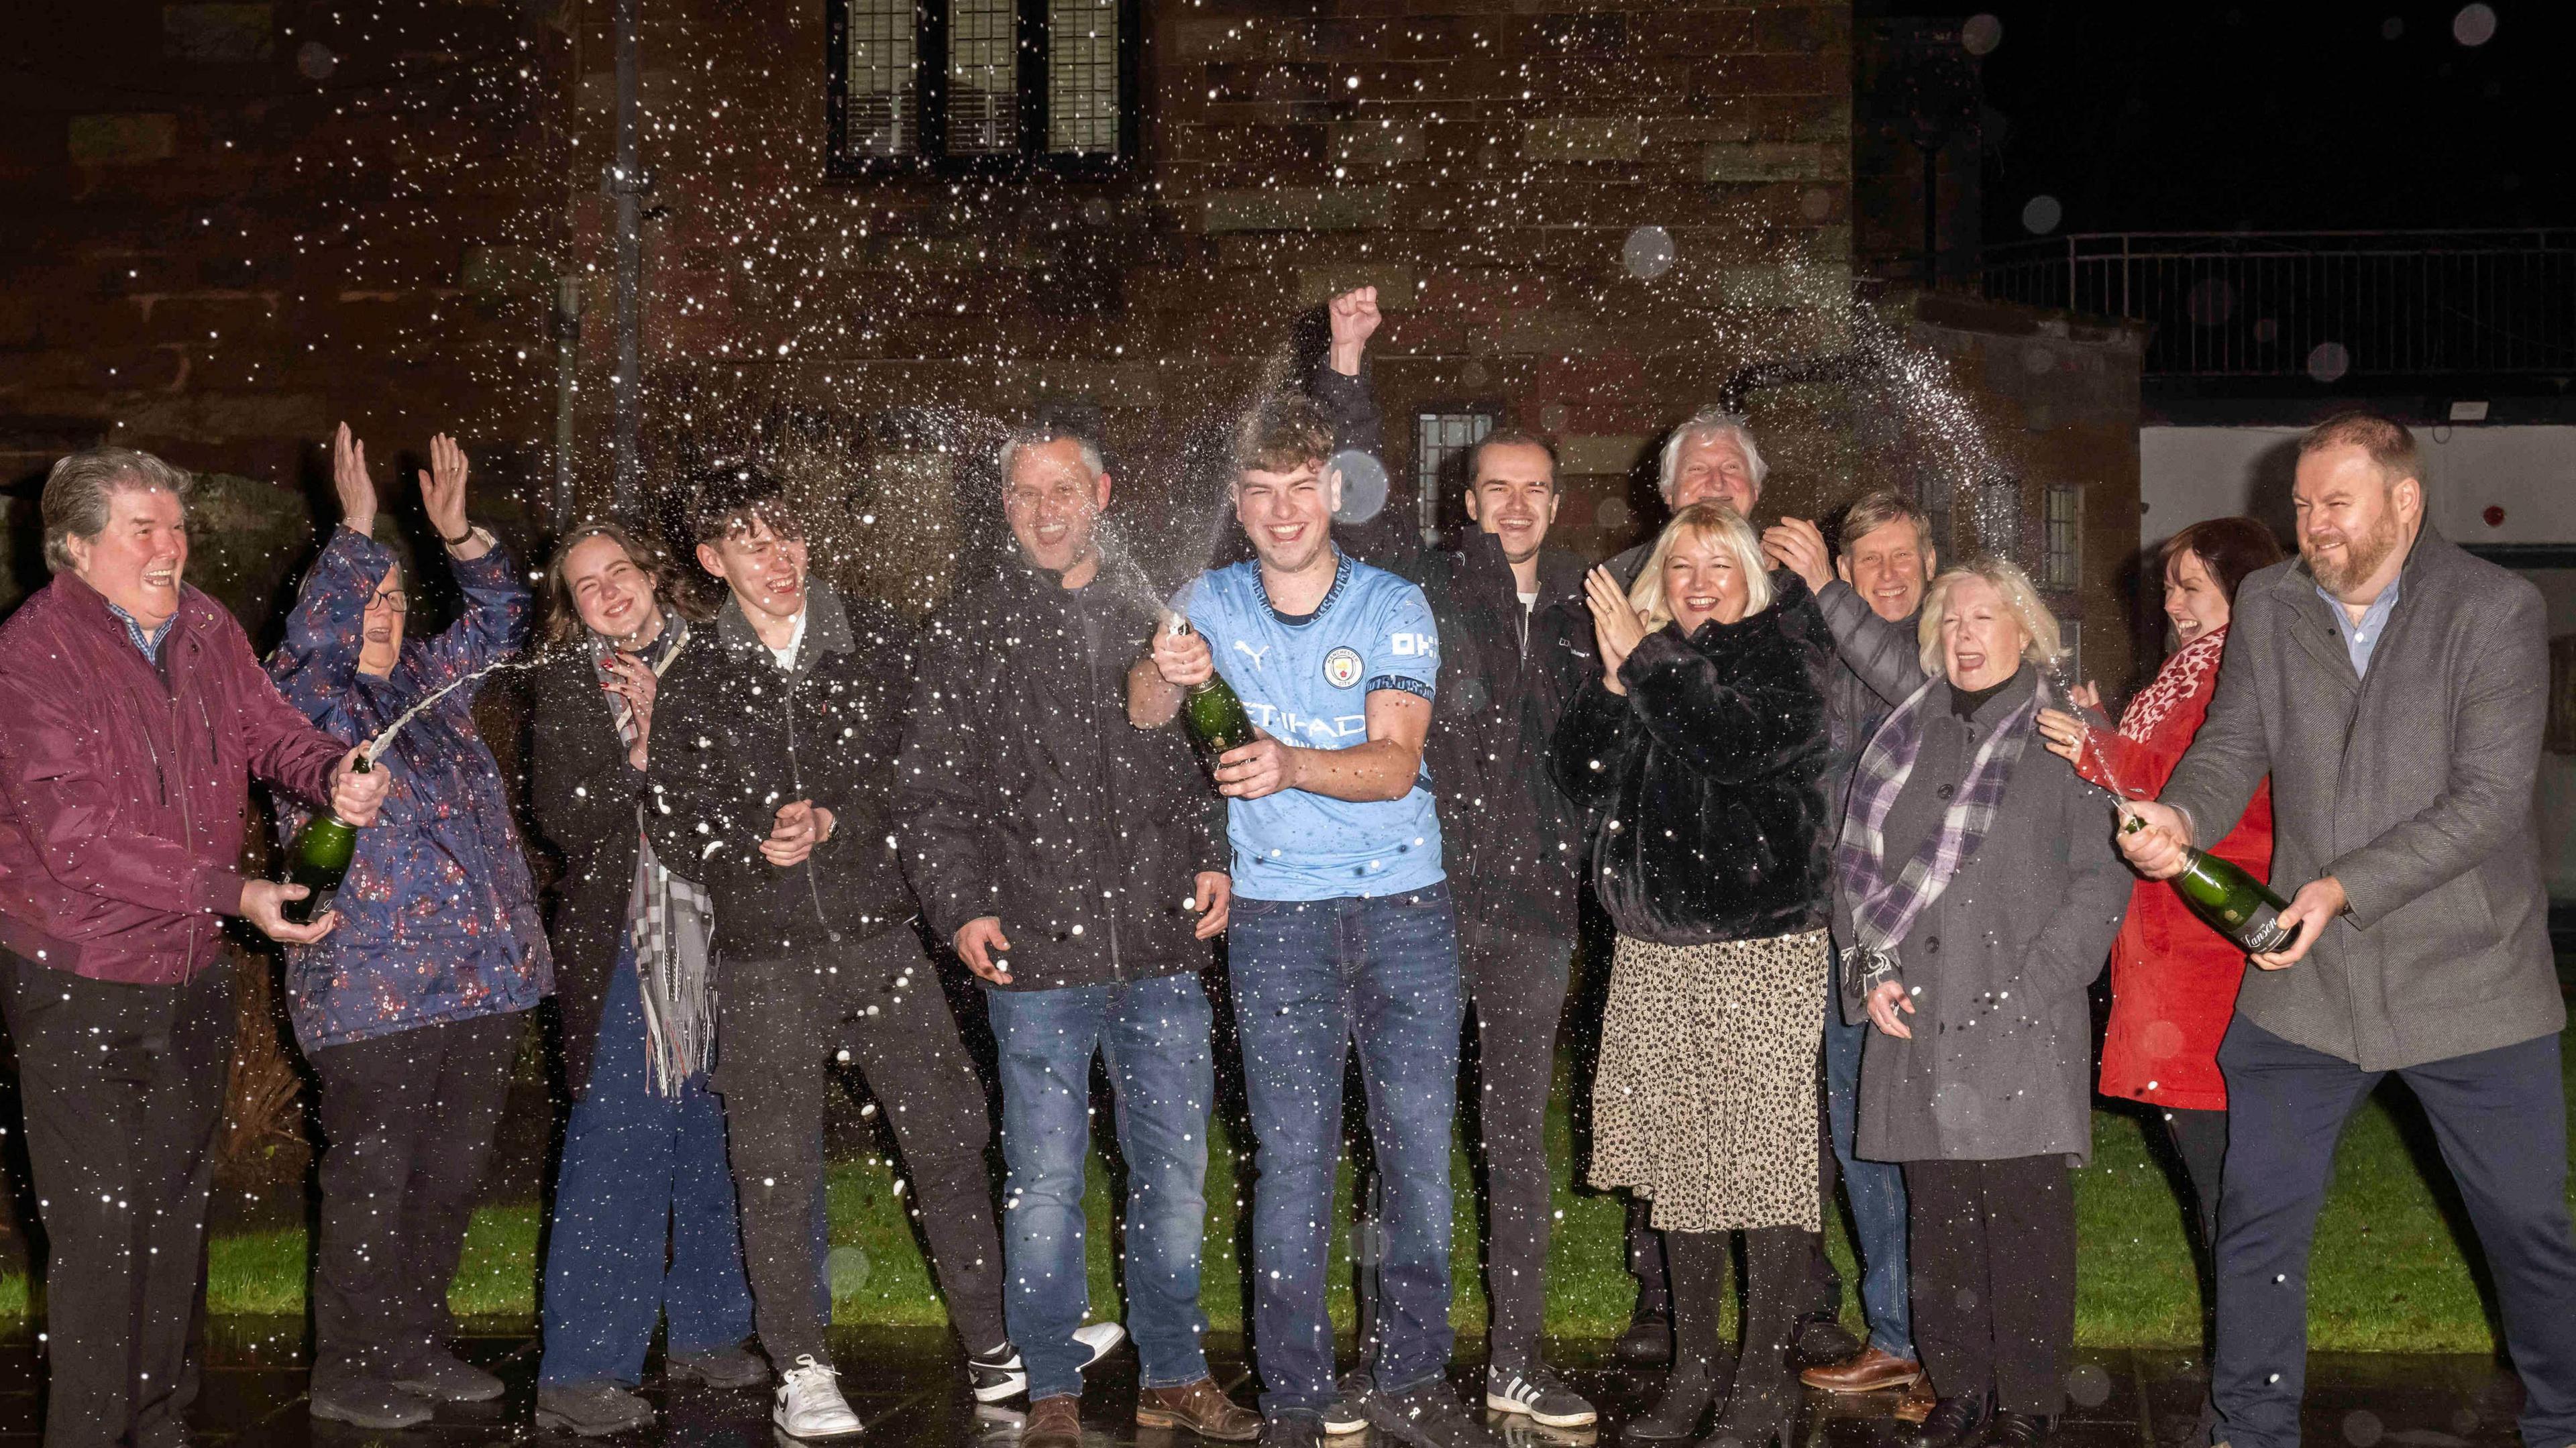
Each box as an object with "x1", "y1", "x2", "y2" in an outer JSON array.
[
  {"x1": 985, "y1": 972, "x2": 1217, "y2": 1403},
  {"x1": 1822, "y1": 991, "x2": 1915, "y2": 1361},
  {"x1": 1229, "y1": 884, "x2": 1461, "y2": 1420},
  {"x1": 539, "y1": 948, "x2": 755, "y2": 1387}
]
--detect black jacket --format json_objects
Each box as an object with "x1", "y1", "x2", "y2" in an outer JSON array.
[
  {"x1": 645, "y1": 584, "x2": 916, "y2": 960},
  {"x1": 1813, "y1": 579, "x2": 1926, "y2": 822},
  {"x1": 1422, "y1": 533, "x2": 1590, "y2": 938},
  {"x1": 1550, "y1": 573, "x2": 1835, "y2": 946},
  {"x1": 525, "y1": 646, "x2": 652, "y2": 1099},
  {"x1": 895, "y1": 559, "x2": 1224, "y2": 991}
]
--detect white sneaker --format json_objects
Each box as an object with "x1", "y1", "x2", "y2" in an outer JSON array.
[
  {"x1": 1071, "y1": 1321, "x2": 1128, "y2": 1370},
  {"x1": 773, "y1": 1355, "x2": 865, "y2": 1441}
]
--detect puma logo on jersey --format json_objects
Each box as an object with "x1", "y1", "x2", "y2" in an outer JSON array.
[{"x1": 1234, "y1": 640, "x2": 1273, "y2": 669}]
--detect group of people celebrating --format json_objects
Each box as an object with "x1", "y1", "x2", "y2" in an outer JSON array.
[{"x1": 0, "y1": 281, "x2": 2569, "y2": 1448}]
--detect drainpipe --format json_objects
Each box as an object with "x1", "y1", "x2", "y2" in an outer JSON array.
[
  {"x1": 551, "y1": 275, "x2": 583, "y2": 522},
  {"x1": 606, "y1": 0, "x2": 646, "y2": 514}
]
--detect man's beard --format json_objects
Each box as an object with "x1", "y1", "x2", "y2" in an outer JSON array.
[{"x1": 2304, "y1": 510, "x2": 2403, "y2": 596}]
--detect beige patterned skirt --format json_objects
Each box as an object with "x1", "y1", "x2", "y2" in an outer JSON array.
[{"x1": 1589, "y1": 928, "x2": 1830, "y2": 1233}]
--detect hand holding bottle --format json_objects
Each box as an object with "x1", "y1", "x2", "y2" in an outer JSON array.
[
  {"x1": 328, "y1": 747, "x2": 390, "y2": 826},
  {"x1": 2114, "y1": 799, "x2": 2192, "y2": 879},
  {"x1": 1149, "y1": 623, "x2": 1214, "y2": 688},
  {"x1": 241, "y1": 879, "x2": 336, "y2": 944},
  {"x1": 2251, "y1": 877, "x2": 2344, "y2": 971}
]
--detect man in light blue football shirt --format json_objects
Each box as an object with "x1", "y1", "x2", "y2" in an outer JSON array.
[{"x1": 1130, "y1": 382, "x2": 1487, "y2": 1448}]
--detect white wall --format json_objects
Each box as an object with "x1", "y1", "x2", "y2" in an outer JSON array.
[{"x1": 2140, "y1": 424, "x2": 2576, "y2": 551}]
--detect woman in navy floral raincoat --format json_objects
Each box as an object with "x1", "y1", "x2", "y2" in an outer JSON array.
[{"x1": 266, "y1": 425, "x2": 552, "y2": 1431}]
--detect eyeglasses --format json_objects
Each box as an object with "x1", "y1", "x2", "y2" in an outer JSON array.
[{"x1": 370, "y1": 589, "x2": 409, "y2": 614}]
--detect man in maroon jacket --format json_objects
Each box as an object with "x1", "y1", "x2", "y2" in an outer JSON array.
[{"x1": 0, "y1": 447, "x2": 388, "y2": 1448}]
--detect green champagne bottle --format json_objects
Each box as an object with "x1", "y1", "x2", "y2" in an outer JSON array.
[
  {"x1": 281, "y1": 757, "x2": 366, "y2": 925},
  {"x1": 1167, "y1": 618, "x2": 1256, "y2": 759},
  {"x1": 2121, "y1": 811, "x2": 2299, "y2": 953}
]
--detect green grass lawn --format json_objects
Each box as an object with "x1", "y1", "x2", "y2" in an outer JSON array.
[{"x1": 1, "y1": 1036, "x2": 2565, "y2": 1350}]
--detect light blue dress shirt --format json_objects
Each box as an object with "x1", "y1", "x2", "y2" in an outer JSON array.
[{"x1": 2316, "y1": 575, "x2": 2401, "y2": 677}]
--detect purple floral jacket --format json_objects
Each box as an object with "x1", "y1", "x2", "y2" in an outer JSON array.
[{"x1": 268, "y1": 526, "x2": 553, "y2": 1052}]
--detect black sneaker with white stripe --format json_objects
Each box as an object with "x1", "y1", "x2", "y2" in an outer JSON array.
[
  {"x1": 1485, "y1": 1366, "x2": 1597, "y2": 1429},
  {"x1": 965, "y1": 1322, "x2": 1128, "y2": 1403}
]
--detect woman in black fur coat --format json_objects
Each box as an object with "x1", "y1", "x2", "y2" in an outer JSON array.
[{"x1": 1552, "y1": 500, "x2": 1834, "y2": 1448}]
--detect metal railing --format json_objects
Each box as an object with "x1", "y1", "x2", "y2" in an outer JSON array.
[{"x1": 1980, "y1": 230, "x2": 2576, "y2": 378}]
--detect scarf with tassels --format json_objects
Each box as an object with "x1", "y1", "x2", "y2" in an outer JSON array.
[
  {"x1": 595, "y1": 613, "x2": 716, "y2": 1097},
  {"x1": 1835, "y1": 671, "x2": 2047, "y2": 999}
]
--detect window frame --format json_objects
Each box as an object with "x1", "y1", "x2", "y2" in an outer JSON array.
[
  {"x1": 2043, "y1": 481, "x2": 2084, "y2": 590},
  {"x1": 824, "y1": 0, "x2": 1142, "y2": 179},
  {"x1": 1412, "y1": 406, "x2": 1501, "y2": 547}
]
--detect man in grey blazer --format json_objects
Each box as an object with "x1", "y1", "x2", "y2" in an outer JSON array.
[{"x1": 2122, "y1": 411, "x2": 2576, "y2": 1448}]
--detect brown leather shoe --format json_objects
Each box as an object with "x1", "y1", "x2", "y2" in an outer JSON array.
[
  {"x1": 1892, "y1": 1376, "x2": 1938, "y2": 1425},
  {"x1": 1800, "y1": 1345, "x2": 1924, "y2": 1394},
  {"x1": 1026, "y1": 1394, "x2": 1083, "y2": 1448},
  {"x1": 1136, "y1": 1378, "x2": 1263, "y2": 1442}
]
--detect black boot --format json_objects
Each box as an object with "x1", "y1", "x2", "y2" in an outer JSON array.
[
  {"x1": 1699, "y1": 1228, "x2": 1802, "y2": 1448},
  {"x1": 1902, "y1": 1392, "x2": 1990, "y2": 1448},
  {"x1": 1982, "y1": 1410, "x2": 2051, "y2": 1448},
  {"x1": 1617, "y1": 1197, "x2": 1674, "y2": 1366},
  {"x1": 1625, "y1": 1229, "x2": 1724, "y2": 1443}
]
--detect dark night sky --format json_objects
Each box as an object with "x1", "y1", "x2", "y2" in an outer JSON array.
[{"x1": 1868, "y1": 1, "x2": 2572, "y2": 239}]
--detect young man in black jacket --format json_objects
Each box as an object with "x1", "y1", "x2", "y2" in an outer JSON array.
[
  {"x1": 895, "y1": 428, "x2": 1256, "y2": 1448},
  {"x1": 646, "y1": 469, "x2": 1011, "y2": 1441},
  {"x1": 1419, "y1": 431, "x2": 1596, "y2": 1428}
]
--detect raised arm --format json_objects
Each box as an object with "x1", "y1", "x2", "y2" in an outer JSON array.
[
  {"x1": 266, "y1": 526, "x2": 377, "y2": 742},
  {"x1": 1815, "y1": 579, "x2": 1927, "y2": 705}
]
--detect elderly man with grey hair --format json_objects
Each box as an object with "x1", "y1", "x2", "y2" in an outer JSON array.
[{"x1": 0, "y1": 447, "x2": 389, "y2": 1448}]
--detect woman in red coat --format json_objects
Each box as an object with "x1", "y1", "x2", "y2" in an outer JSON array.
[{"x1": 2035, "y1": 516, "x2": 2284, "y2": 1254}]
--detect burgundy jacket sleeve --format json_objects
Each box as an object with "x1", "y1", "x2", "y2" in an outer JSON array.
[{"x1": 220, "y1": 609, "x2": 348, "y2": 816}]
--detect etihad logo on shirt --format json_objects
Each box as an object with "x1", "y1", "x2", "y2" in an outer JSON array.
[
  {"x1": 1246, "y1": 702, "x2": 1364, "y2": 744},
  {"x1": 1389, "y1": 632, "x2": 1436, "y2": 657}
]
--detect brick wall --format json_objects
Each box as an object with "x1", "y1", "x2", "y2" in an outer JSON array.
[{"x1": 1, "y1": 0, "x2": 2137, "y2": 654}]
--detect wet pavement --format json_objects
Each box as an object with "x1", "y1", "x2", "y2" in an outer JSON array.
[{"x1": 0, "y1": 1324, "x2": 2535, "y2": 1447}]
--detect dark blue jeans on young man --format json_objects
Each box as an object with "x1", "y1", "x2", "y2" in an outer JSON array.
[
  {"x1": 1229, "y1": 883, "x2": 1462, "y2": 1421},
  {"x1": 1821, "y1": 985, "x2": 1915, "y2": 1362},
  {"x1": 2211, "y1": 1017, "x2": 2576, "y2": 1448},
  {"x1": 540, "y1": 947, "x2": 755, "y2": 1388},
  {"x1": 985, "y1": 971, "x2": 1216, "y2": 1403}
]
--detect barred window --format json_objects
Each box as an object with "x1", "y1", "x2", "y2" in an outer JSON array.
[
  {"x1": 2043, "y1": 482, "x2": 2084, "y2": 589},
  {"x1": 1415, "y1": 412, "x2": 1495, "y2": 545},
  {"x1": 827, "y1": 0, "x2": 1134, "y2": 173}
]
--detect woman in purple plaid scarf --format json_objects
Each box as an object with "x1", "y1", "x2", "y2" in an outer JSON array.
[{"x1": 1833, "y1": 557, "x2": 2132, "y2": 1448}]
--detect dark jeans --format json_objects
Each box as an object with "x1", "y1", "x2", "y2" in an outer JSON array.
[
  {"x1": 986, "y1": 972, "x2": 1214, "y2": 1402},
  {"x1": 309, "y1": 1011, "x2": 523, "y2": 1386},
  {"x1": 2212, "y1": 1017, "x2": 2576, "y2": 1448},
  {"x1": 1822, "y1": 986, "x2": 1915, "y2": 1360},
  {"x1": 1228, "y1": 885, "x2": 1461, "y2": 1420},
  {"x1": 0, "y1": 955, "x2": 229, "y2": 1448},
  {"x1": 1904, "y1": 1155, "x2": 2077, "y2": 1417},
  {"x1": 540, "y1": 947, "x2": 754, "y2": 1388},
  {"x1": 1460, "y1": 921, "x2": 1572, "y2": 1373},
  {"x1": 714, "y1": 929, "x2": 1006, "y2": 1367}
]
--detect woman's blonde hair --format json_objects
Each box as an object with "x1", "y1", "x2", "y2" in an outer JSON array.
[
  {"x1": 1627, "y1": 500, "x2": 1774, "y2": 631},
  {"x1": 1916, "y1": 555, "x2": 2063, "y2": 676}
]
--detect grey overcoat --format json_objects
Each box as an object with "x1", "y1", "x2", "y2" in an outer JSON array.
[
  {"x1": 1834, "y1": 669, "x2": 2134, "y2": 1166},
  {"x1": 2159, "y1": 528, "x2": 2563, "y2": 1072}
]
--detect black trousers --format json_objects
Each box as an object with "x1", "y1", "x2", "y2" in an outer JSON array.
[
  {"x1": 1903, "y1": 1155, "x2": 2077, "y2": 1416},
  {"x1": 2163, "y1": 1105, "x2": 2227, "y2": 1253},
  {"x1": 309, "y1": 1011, "x2": 523, "y2": 1385},
  {"x1": 2212, "y1": 1018, "x2": 2576, "y2": 1448},
  {"x1": 714, "y1": 929, "x2": 1006, "y2": 1366},
  {"x1": 1625, "y1": 1084, "x2": 1841, "y2": 1327},
  {"x1": 0, "y1": 954, "x2": 231, "y2": 1448},
  {"x1": 1460, "y1": 922, "x2": 1572, "y2": 1371}
]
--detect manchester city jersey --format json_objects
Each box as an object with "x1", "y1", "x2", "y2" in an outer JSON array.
[{"x1": 1183, "y1": 552, "x2": 1444, "y2": 900}]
